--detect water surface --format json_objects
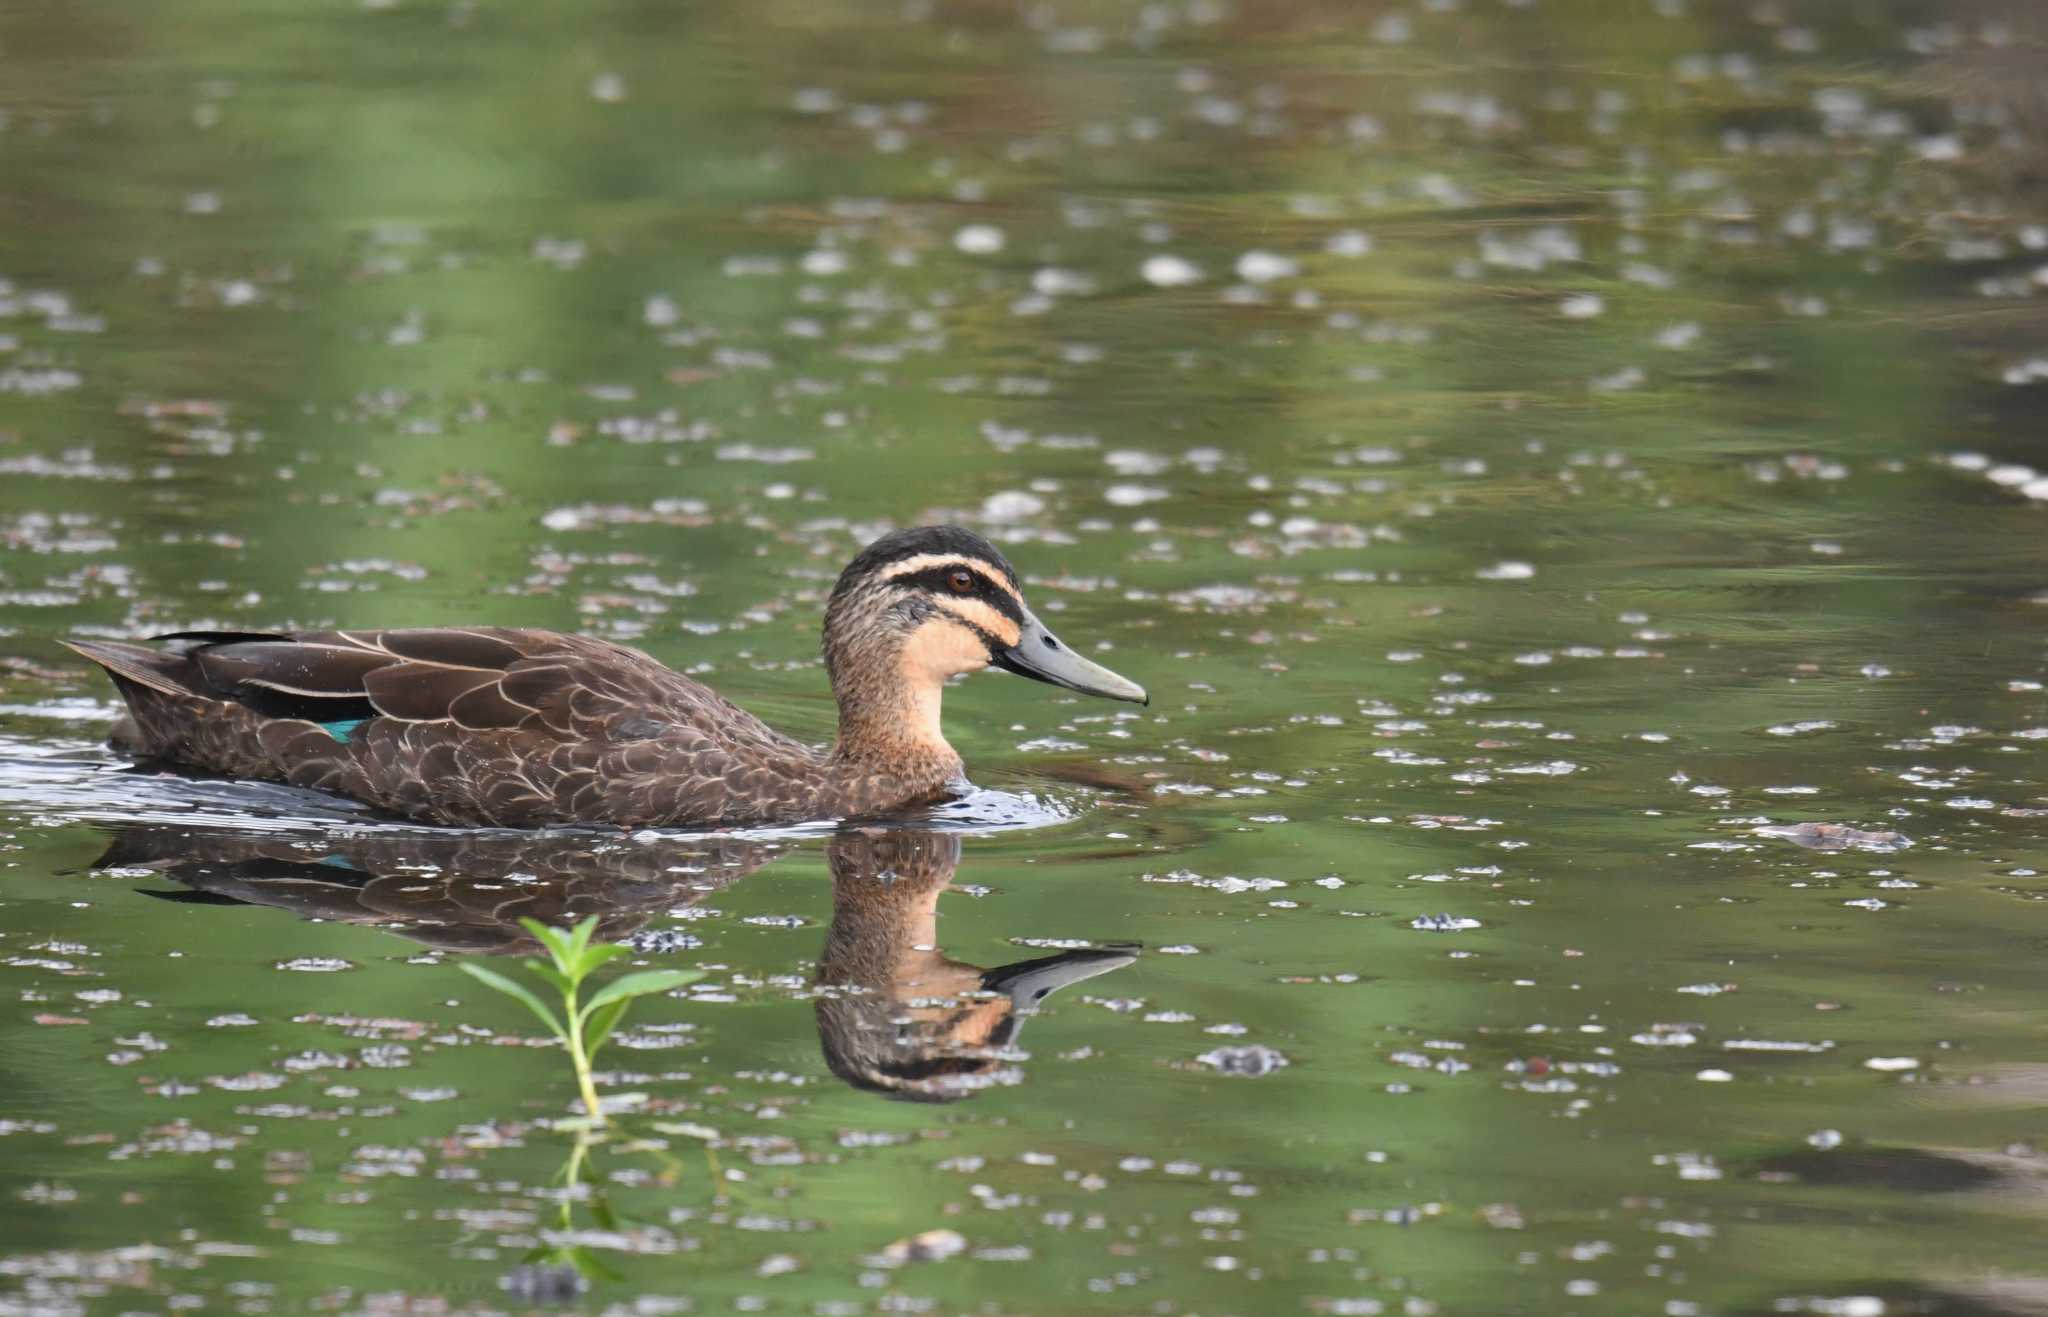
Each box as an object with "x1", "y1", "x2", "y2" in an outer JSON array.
[{"x1": 3, "y1": 2, "x2": 2047, "y2": 1313}]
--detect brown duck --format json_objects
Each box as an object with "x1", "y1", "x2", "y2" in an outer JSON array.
[{"x1": 63, "y1": 526, "x2": 1147, "y2": 829}]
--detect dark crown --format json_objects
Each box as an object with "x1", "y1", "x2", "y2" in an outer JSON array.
[{"x1": 830, "y1": 525, "x2": 1020, "y2": 601}]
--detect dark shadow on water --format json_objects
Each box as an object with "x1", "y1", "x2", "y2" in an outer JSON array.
[{"x1": 1753, "y1": 1147, "x2": 2005, "y2": 1195}]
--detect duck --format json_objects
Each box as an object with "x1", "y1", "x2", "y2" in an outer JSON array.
[{"x1": 62, "y1": 525, "x2": 1147, "y2": 829}]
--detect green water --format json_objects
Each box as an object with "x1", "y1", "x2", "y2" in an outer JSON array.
[{"x1": 4, "y1": 1, "x2": 2048, "y2": 1313}]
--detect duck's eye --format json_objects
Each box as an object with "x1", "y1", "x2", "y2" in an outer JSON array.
[{"x1": 946, "y1": 570, "x2": 976, "y2": 594}]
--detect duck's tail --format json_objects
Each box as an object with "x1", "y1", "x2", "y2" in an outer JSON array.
[
  {"x1": 61, "y1": 639, "x2": 195, "y2": 752},
  {"x1": 61, "y1": 638, "x2": 194, "y2": 697}
]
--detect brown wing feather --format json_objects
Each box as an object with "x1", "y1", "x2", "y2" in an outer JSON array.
[
  {"x1": 362, "y1": 663, "x2": 500, "y2": 723},
  {"x1": 499, "y1": 663, "x2": 578, "y2": 732},
  {"x1": 366, "y1": 628, "x2": 530, "y2": 669},
  {"x1": 447, "y1": 681, "x2": 542, "y2": 730},
  {"x1": 191, "y1": 642, "x2": 398, "y2": 699}
]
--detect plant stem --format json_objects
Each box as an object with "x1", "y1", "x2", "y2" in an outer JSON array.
[{"x1": 563, "y1": 984, "x2": 604, "y2": 1122}]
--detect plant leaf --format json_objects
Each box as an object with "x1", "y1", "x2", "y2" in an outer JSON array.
[
  {"x1": 573, "y1": 943, "x2": 632, "y2": 977},
  {"x1": 565, "y1": 914, "x2": 602, "y2": 966},
  {"x1": 582, "y1": 997, "x2": 631, "y2": 1056},
  {"x1": 460, "y1": 963, "x2": 567, "y2": 1040},
  {"x1": 584, "y1": 969, "x2": 701, "y2": 1014},
  {"x1": 518, "y1": 917, "x2": 580, "y2": 974},
  {"x1": 520, "y1": 958, "x2": 574, "y2": 997},
  {"x1": 562, "y1": 1245, "x2": 623, "y2": 1284}
]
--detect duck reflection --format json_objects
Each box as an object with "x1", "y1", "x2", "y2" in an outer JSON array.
[
  {"x1": 815, "y1": 828, "x2": 1137, "y2": 1103},
  {"x1": 94, "y1": 823, "x2": 1136, "y2": 1099},
  {"x1": 96, "y1": 827, "x2": 779, "y2": 954}
]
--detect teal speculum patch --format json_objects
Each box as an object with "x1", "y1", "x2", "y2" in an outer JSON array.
[{"x1": 319, "y1": 718, "x2": 367, "y2": 743}]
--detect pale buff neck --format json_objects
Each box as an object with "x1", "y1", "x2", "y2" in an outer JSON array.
[{"x1": 825, "y1": 633, "x2": 968, "y2": 783}]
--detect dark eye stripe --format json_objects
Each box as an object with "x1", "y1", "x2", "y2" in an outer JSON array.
[
  {"x1": 895, "y1": 565, "x2": 1024, "y2": 624},
  {"x1": 953, "y1": 616, "x2": 1006, "y2": 651}
]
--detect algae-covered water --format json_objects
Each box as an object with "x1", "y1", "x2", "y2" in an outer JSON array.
[{"x1": 3, "y1": 2, "x2": 2047, "y2": 1313}]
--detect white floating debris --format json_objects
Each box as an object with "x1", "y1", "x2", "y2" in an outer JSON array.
[
  {"x1": 799, "y1": 249, "x2": 849, "y2": 276},
  {"x1": 1723, "y1": 1039, "x2": 1833, "y2": 1053},
  {"x1": 1766, "y1": 720, "x2": 1836, "y2": 736},
  {"x1": 1695, "y1": 1069, "x2": 1734, "y2": 1082},
  {"x1": 954, "y1": 224, "x2": 1006, "y2": 255},
  {"x1": 1031, "y1": 267, "x2": 1096, "y2": 297},
  {"x1": 1141, "y1": 254, "x2": 1203, "y2": 287},
  {"x1": 1234, "y1": 250, "x2": 1299, "y2": 283},
  {"x1": 872, "y1": 1228, "x2": 966, "y2": 1266},
  {"x1": 1479, "y1": 225, "x2": 1579, "y2": 271},
  {"x1": 1410, "y1": 913, "x2": 1481, "y2": 932},
  {"x1": 1560, "y1": 293, "x2": 1605, "y2": 318},
  {"x1": 1863, "y1": 1056, "x2": 1919, "y2": 1072},
  {"x1": 1752, "y1": 822, "x2": 1911, "y2": 853},
  {"x1": 792, "y1": 87, "x2": 839, "y2": 115},
  {"x1": 981, "y1": 490, "x2": 1046, "y2": 522},
  {"x1": 1105, "y1": 483, "x2": 1168, "y2": 506},
  {"x1": 1196, "y1": 1044, "x2": 1290, "y2": 1076},
  {"x1": 1326, "y1": 230, "x2": 1373, "y2": 257},
  {"x1": 1476, "y1": 561, "x2": 1535, "y2": 580}
]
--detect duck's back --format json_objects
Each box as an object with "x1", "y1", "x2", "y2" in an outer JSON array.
[{"x1": 65, "y1": 627, "x2": 842, "y2": 828}]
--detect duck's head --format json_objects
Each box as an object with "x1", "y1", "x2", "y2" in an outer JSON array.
[{"x1": 823, "y1": 526, "x2": 1146, "y2": 759}]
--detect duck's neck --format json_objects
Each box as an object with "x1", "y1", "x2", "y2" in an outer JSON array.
[{"x1": 827, "y1": 657, "x2": 964, "y2": 788}]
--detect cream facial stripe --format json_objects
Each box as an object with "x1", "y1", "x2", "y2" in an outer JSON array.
[
  {"x1": 933, "y1": 597, "x2": 1023, "y2": 648},
  {"x1": 876, "y1": 554, "x2": 1023, "y2": 604}
]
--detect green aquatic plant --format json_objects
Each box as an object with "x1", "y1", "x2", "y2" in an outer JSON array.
[{"x1": 460, "y1": 916, "x2": 701, "y2": 1122}]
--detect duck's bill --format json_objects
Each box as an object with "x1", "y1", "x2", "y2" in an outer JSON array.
[
  {"x1": 992, "y1": 613, "x2": 1149, "y2": 706},
  {"x1": 981, "y1": 946, "x2": 1141, "y2": 1011},
  {"x1": 978, "y1": 945, "x2": 1141, "y2": 1046}
]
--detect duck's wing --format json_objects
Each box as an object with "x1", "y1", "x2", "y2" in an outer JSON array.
[{"x1": 92, "y1": 626, "x2": 747, "y2": 742}]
